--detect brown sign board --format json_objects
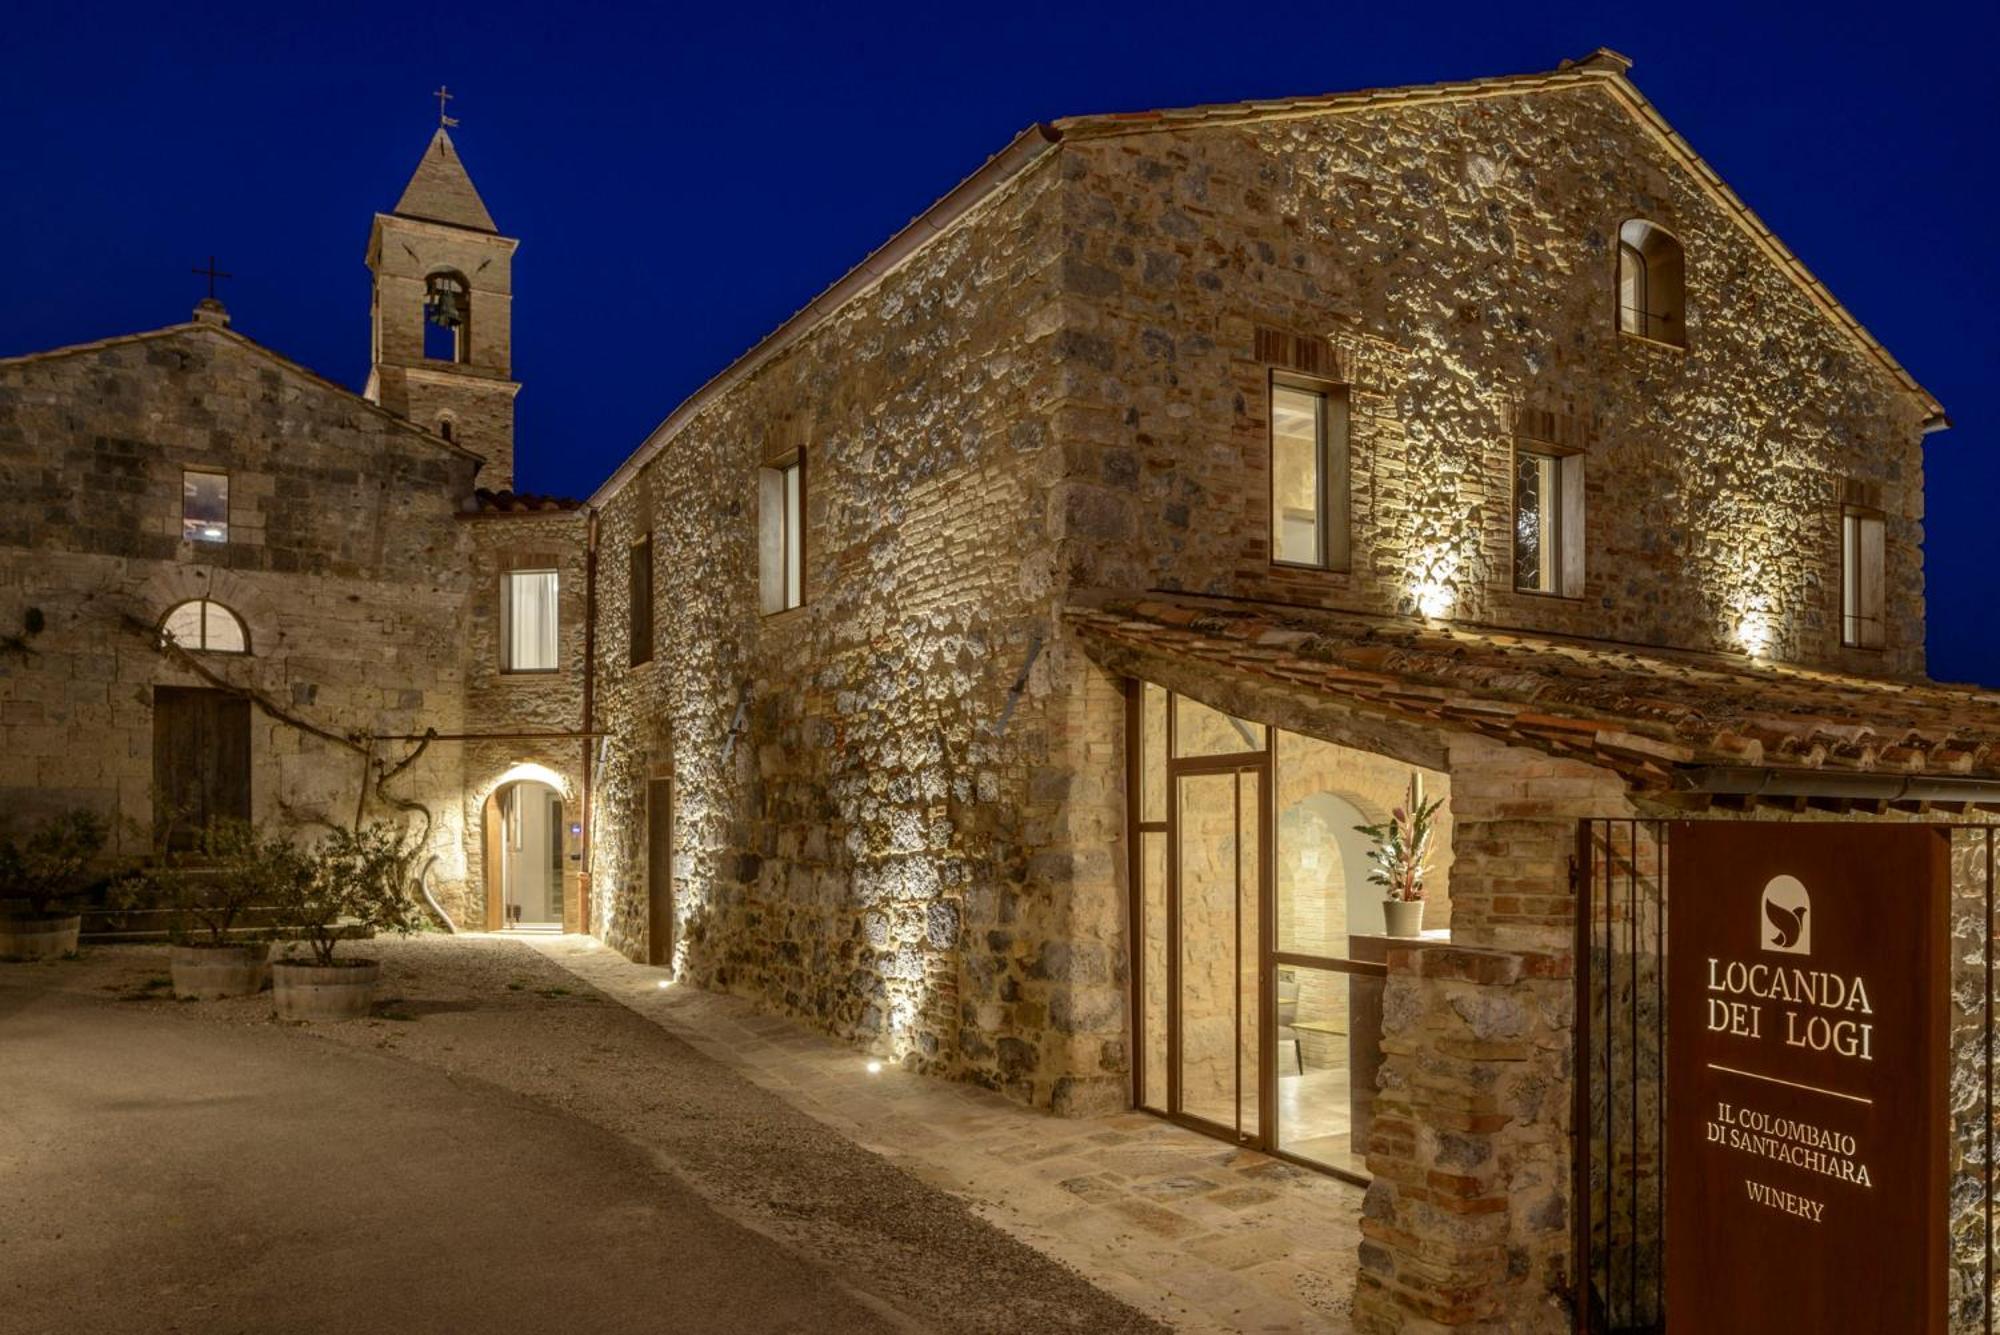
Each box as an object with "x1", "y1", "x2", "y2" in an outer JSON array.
[{"x1": 1666, "y1": 821, "x2": 1948, "y2": 1334}]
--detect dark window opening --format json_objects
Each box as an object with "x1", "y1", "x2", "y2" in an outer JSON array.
[
  {"x1": 629, "y1": 533, "x2": 654, "y2": 667},
  {"x1": 425, "y1": 271, "x2": 470, "y2": 364}
]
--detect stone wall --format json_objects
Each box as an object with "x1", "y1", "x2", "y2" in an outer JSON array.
[
  {"x1": 584, "y1": 151, "x2": 1139, "y2": 1108},
  {"x1": 1046, "y1": 84, "x2": 1929, "y2": 675},
  {"x1": 454, "y1": 507, "x2": 591, "y2": 930},
  {"x1": 0, "y1": 323, "x2": 480, "y2": 905}
]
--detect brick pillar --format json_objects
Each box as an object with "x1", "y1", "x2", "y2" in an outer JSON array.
[{"x1": 1354, "y1": 942, "x2": 1575, "y2": 1333}]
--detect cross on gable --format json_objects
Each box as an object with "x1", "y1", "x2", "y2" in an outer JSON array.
[
  {"x1": 191, "y1": 255, "x2": 232, "y2": 300},
  {"x1": 434, "y1": 85, "x2": 460, "y2": 128}
]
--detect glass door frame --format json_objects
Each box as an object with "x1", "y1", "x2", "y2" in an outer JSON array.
[{"x1": 1127, "y1": 680, "x2": 1386, "y2": 1188}]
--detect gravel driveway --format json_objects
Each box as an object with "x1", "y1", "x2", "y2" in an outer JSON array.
[{"x1": 0, "y1": 938, "x2": 1164, "y2": 1334}]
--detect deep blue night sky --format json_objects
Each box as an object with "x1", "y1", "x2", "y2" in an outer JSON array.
[{"x1": 4, "y1": 3, "x2": 1994, "y2": 681}]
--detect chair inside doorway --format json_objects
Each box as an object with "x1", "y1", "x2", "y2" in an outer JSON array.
[{"x1": 487, "y1": 779, "x2": 565, "y2": 931}]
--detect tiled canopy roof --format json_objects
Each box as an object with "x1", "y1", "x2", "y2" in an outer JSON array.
[{"x1": 1066, "y1": 593, "x2": 2000, "y2": 804}]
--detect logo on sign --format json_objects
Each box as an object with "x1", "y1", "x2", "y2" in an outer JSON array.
[{"x1": 1761, "y1": 874, "x2": 1811, "y2": 955}]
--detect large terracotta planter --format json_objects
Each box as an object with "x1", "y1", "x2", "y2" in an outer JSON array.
[
  {"x1": 170, "y1": 941, "x2": 272, "y2": 999},
  {"x1": 271, "y1": 959, "x2": 381, "y2": 1020},
  {"x1": 1382, "y1": 899, "x2": 1425, "y2": 939},
  {"x1": 0, "y1": 913, "x2": 82, "y2": 961}
]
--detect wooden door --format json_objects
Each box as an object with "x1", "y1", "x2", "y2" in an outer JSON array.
[
  {"x1": 646, "y1": 778, "x2": 673, "y2": 967},
  {"x1": 153, "y1": 687, "x2": 251, "y2": 847}
]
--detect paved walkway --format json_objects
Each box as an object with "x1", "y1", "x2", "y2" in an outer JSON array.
[{"x1": 535, "y1": 936, "x2": 1364, "y2": 1333}]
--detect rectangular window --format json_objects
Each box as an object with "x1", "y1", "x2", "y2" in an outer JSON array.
[
  {"x1": 502, "y1": 570, "x2": 560, "y2": 672},
  {"x1": 758, "y1": 454, "x2": 804, "y2": 615},
  {"x1": 182, "y1": 470, "x2": 228, "y2": 543},
  {"x1": 1269, "y1": 379, "x2": 1350, "y2": 570},
  {"x1": 1513, "y1": 445, "x2": 1583, "y2": 596},
  {"x1": 1842, "y1": 508, "x2": 1886, "y2": 649},
  {"x1": 628, "y1": 534, "x2": 654, "y2": 667}
]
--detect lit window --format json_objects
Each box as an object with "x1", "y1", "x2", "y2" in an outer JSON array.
[
  {"x1": 629, "y1": 534, "x2": 654, "y2": 667},
  {"x1": 159, "y1": 599, "x2": 247, "y2": 654},
  {"x1": 1617, "y1": 220, "x2": 1686, "y2": 347},
  {"x1": 183, "y1": 471, "x2": 228, "y2": 543},
  {"x1": 1269, "y1": 380, "x2": 1350, "y2": 570},
  {"x1": 758, "y1": 455, "x2": 804, "y2": 615},
  {"x1": 1514, "y1": 446, "x2": 1582, "y2": 596},
  {"x1": 503, "y1": 570, "x2": 559, "y2": 672},
  {"x1": 1842, "y1": 509, "x2": 1886, "y2": 649}
]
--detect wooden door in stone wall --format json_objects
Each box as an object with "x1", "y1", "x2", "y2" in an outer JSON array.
[
  {"x1": 647, "y1": 778, "x2": 673, "y2": 968},
  {"x1": 152, "y1": 687, "x2": 250, "y2": 848}
]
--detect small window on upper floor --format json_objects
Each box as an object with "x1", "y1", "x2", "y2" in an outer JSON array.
[
  {"x1": 1513, "y1": 444, "x2": 1584, "y2": 597},
  {"x1": 758, "y1": 454, "x2": 804, "y2": 615},
  {"x1": 1842, "y1": 507, "x2": 1886, "y2": 649},
  {"x1": 425, "y1": 270, "x2": 470, "y2": 364},
  {"x1": 159, "y1": 598, "x2": 248, "y2": 654},
  {"x1": 436, "y1": 416, "x2": 455, "y2": 444},
  {"x1": 502, "y1": 570, "x2": 560, "y2": 672},
  {"x1": 183, "y1": 470, "x2": 228, "y2": 543},
  {"x1": 1618, "y1": 220, "x2": 1685, "y2": 347},
  {"x1": 629, "y1": 533, "x2": 654, "y2": 667},
  {"x1": 1269, "y1": 376, "x2": 1351, "y2": 572}
]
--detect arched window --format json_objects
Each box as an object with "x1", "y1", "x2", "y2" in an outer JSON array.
[
  {"x1": 436, "y1": 415, "x2": 456, "y2": 443},
  {"x1": 424, "y1": 270, "x2": 470, "y2": 364},
  {"x1": 159, "y1": 599, "x2": 248, "y2": 654},
  {"x1": 1617, "y1": 220, "x2": 1685, "y2": 346}
]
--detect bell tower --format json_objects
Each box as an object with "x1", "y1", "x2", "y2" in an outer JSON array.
[{"x1": 366, "y1": 124, "x2": 520, "y2": 488}]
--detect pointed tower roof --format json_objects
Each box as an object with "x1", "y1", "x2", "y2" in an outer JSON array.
[{"x1": 392, "y1": 128, "x2": 497, "y2": 233}]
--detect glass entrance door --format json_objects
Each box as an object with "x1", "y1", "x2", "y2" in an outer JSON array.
[{"x1": 1173, "y1": 766, "x2": 1263, "y2": 1140}]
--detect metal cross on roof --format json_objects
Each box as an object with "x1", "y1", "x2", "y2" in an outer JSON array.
[
  {"x1": 433, "y1": 85, "x2": 460, "y2": 128},
  {"x1": 191, "y1": 255, "x2": 232, "y2": 300}
]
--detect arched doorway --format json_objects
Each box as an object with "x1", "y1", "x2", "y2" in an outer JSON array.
[{"x1": 485, "y1": 779, "x2": 565, "y2": 930}]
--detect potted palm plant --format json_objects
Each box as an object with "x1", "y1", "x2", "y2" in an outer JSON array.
[
  {"x1": 158, "y1": 820, "x2": 283, "y2": 999},
  {"x1": 1356, "y1": 777, "x2": 1442, "y2": 938},
  {"x1": 0, "y1": 810, "x2": 107, "y2": 961},
  {"x1": 269, "y1": 822, "x2": 419, "y2": 1020}
]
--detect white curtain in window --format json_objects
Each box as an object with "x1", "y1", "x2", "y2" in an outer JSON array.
[{"x1": 506, "y1": 571, "x2": 559, "y2": 670}]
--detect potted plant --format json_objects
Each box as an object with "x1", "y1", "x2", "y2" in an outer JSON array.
[
  {"x1": 0, "y1": 810, "x2": 107, "y2": 961},
  {"x1": 1356, "y1": 777, "x2": 1442, "y2": 939},
  {"x1": 269, "y1": 822, "x2": 419, "y2": 1020},
  {"x1": 154, "y1": 820, "x2": 282, "y2": 999}
]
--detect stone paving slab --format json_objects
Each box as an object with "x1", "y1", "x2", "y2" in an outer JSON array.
[{"x1": 534, "y1": 935, "x2": 1362, "y2": 1333}]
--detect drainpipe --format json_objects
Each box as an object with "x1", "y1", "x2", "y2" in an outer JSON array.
[{"x1": 580, "y1": 507, "x2": 599, "y2": 936}]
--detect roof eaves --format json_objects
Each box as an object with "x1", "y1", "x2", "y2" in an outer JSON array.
[
  {"x1": 0, "y1": 320, "x2": 484, "y2": 464},
  {"x1": 1056, "y1": 53, "x2": 1944, "y2": 428},
  {"x1": 588, "y1": 123, "x2": 1064, "y2": 506}
]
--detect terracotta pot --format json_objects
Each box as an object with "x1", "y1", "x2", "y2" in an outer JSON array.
[
  {"x1": 170, "y1": 941, "x2": 272, "y2": 999},
  {"x1": 0, "y1": 913, "x2": 82, "y2": 961},
  {"x1": 271, "y1": 959, "x2": 381, "y2": 1021},
  {"x1": 1382, "y1": 899, "x2": 1425, "y2": 939}
]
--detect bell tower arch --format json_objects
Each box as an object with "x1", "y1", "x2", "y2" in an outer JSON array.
[{"x1": 366, "y1": 126, "x2": 521, "y2": 488}]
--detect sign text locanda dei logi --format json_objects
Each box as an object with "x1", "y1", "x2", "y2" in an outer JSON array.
[{"x1": 1667, "y1": 823, "x2": 1949, "y2": 1332}]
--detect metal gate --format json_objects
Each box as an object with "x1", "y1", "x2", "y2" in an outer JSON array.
[{"x1": 1573, "y1": 818, "x2": 2000, "y2": 1335}]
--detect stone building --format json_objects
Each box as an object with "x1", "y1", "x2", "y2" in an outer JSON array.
[
  {"x1": 0, "y1": 125, "x2": 587, "y2": 935},
  {"x1": 5, "y1": 49, "x2": 1996, "y2": 1333}
]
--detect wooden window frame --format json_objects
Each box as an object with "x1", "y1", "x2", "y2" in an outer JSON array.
[
  {"x1": 1616, "y1": 219, "x2": 1687, "y2": 351},
  {"x1": 1841, "y1": 505, "x2": 1888, "y2": 651},
  {"x1": 1266, "y1": 370, "x2": 1352, "y2": 574},
  {"x1": 1510, "y1": 440, "x2": 1585, "y2": 599},
  {"x1": 628, "y1": 532, "x2": 654, "y2": 668},
  {"x1": 758, "y1": 450, "x2": 807, "y2": 616},
  {"x1": 499, "y1": 568, "x2": 562, "y2": 675}
]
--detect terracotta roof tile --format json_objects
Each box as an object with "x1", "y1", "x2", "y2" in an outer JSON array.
[{"x1": 1066, "y1": 592, "x2": 2000, "y2": 795}]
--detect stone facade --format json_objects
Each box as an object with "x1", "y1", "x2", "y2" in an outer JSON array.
[
  {"x1": 0, "y1": 321, "x2": 481, "y2": 899},
  {"x1": 0, "y1": 52, "x2": 1969, "y2": 1335}
]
